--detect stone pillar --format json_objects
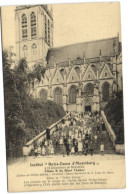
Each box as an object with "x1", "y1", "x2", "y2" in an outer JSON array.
[
  {"x1": 63, "y1": 84, "x2": 67, "y2": 112},
  {"x1": 112, "y1": 80, "x2": 117, "y2": 92},
  {"x1": 76, "y1": 84, "x2": 83, "y2": 113},
  {"x1": 47, "y1": 86, "x2": 52, "y2": 101},
  {"x1": 63, "y1": 94, "x2": 67, "y2": 112},
  {"x1": 76, "y1": 97, "x2": 82, "y2": 113},
  {"x1": 92, "y1": 81, "x2": 100, "y2": 112}
]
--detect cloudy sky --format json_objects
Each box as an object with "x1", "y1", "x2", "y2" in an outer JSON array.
[{"x1": 1, "y1": 2, "x2": 121, "y2": 50}]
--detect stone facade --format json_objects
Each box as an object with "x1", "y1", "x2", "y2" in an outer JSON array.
[
  {"x1": 34, "y1": 54, "x2": 121, "y2": 113},
  {"x1": 15, "y1": 5, "x2": 53, "y2": 68},
  {"x1": 15, "y1": 5, "x2": 122, "y2": 113}
]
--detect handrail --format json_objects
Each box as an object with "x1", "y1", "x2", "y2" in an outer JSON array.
[
  {"x1": 101, "y1": 110, "x2": 116, "y2": 145},
  {"x1": 24, "y1": 113, "x2": 70, "y2": 147}
]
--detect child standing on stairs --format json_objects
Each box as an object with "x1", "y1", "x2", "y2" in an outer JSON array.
[{"x1": 100, "y1": 142, "x2": 104, "y2": 156}]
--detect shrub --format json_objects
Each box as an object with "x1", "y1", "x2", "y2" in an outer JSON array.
[{"x1": 104, "y1": 91, "x2": 124, "y2": 143}]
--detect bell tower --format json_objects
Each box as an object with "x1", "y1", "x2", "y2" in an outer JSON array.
[{"x1": 15, "y1": 5, "x2": 53, "y2": 68}]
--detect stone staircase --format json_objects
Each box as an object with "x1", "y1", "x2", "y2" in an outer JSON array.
[
  {"x1": 50, "y1": 130, "x2": 115, "y2": 155},
  {"x1": 93, "y1": 130, "x2": 115, "y2": 154},
  {"x1": 29, "y1": 130, "x2": 115, "y2": 156}
]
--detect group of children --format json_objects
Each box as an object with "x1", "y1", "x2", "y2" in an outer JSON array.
[{"x1": 33, "y1": 111, "x2": 105, "y2": 157}]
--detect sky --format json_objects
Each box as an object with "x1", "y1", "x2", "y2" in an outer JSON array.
[{"x1": 1, "y1": 2, "x2": 121, "y2": 50}]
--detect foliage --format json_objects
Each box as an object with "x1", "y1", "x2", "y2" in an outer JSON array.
[
  {"x1": 3, "y1": 64, "x2": 26, "y2": 150},
  {"x1": 2, "y1": 47, "x2": 15, "y2": 68},
  {"x1": 27, "y1": 63, "x2": 46, "y2": 86},
  {"x1": 104, "y1": 90, "x2": 124, "y2": 143},
  {"x1": 3, "y1": 51, "x2": 65, "y2": 156},
  {"x1": 33, "y1": 63, "x2": 46, "y2": 82},
  {"x1": 29, "y1": 99, "x2": 65, "y2": 132}
]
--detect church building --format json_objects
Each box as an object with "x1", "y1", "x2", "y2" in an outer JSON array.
[{"x1": 15, "y1": 5, "x2": 122, "y2": 113}]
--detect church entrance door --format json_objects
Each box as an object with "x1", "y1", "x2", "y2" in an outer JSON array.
[{"x1": 85, "y1": 106, "x2": 91, "y2": 112}]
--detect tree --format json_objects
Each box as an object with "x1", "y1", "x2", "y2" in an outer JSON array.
[
  {"x1": 3, "y1": 50, "x2": 65, "y2": 158},
  {"x1": 3, "y1": 63, "x2": 26, "y2": 150},
  {"x1": 104, "y1": 90, "x2": 124, "y2": 143},
  {"x1": 33, "y1": 63, "x2": 46, "y2": 82}
]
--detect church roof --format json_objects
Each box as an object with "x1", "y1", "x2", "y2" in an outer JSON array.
[{"x1": 47, "y1": 36, "x2": 120, "y2": 65}]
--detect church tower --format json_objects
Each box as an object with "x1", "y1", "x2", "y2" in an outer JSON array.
[{"x1": 15, "y1": 5, "x2": 53, "y2": 68}]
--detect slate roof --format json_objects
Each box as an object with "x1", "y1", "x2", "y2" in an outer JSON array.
[{"x1": 46, "y1": 36, "x2": 120, "y2": 65}]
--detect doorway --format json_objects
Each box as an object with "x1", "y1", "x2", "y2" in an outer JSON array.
[{"x1": 85, "y1": 106, "x2": 91, "y2": 112}]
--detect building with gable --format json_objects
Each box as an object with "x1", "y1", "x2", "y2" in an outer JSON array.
[{"x1": 15, "y1": 5, "x2": 122, "y2": 113}]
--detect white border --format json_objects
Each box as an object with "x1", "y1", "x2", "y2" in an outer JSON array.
[{"x1": 0, "y1": 0, "x2": 129, "y2": 194}]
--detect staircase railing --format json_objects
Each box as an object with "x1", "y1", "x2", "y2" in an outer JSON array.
[
  {"x1": 101, "y1": 110, "x2": 116, "y2": 147},
  {"x1": 23, "y1": 113, "x2": 70, "y2": 156}
]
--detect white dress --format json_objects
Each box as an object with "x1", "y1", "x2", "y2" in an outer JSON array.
[
  {"x1": 100, "y1": 144, "x2": 104, "y2": 152},
  {"x1": 69, "y1": 130, "x2": 72, "y2": 137},
  {"x1": 75, "y1": 132, "x2": 78, "y2": 139},
  {"x1": 78, "y1": 142, "x2": 83, "y2": 152},
  {"x1": 42, "y1": 147, "x2": 46, "y2": 155},
  {"x1": 59, "y1": 137, "x2": 63, "y2": 145},
  {"x1": 50, "y1": 146, "x2": 54, "y2": 154},
  {"x1": 37, "y1": 147, "x2": 41, "y2": 154},
  {"x1": 44, "y1": 140, "x2": 48, "y2": 146},
  {"x1": 82, "y1": 134, "x2": 85, "y2": 140},
  {"x1": 71, "y1": 146, "x2": 75, "y2": 154}
]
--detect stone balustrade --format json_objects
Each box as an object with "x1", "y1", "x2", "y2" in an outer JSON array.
[
  {"x1": 101, "y1": 110, "x2": 125, "y2": 154},
  {"x1": 23, "y1": 113, "x2": 70, "y2": 156}
]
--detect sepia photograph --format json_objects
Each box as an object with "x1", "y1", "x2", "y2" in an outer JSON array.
[{"x1": 1, "y1": 1, "x2": 126, "y2": 192}]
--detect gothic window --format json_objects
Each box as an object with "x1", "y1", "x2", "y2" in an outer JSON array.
[
  {"x1": 88, "y1": 74, "x2": 91, "y2": 78},
  {"x1": 31, "y1": 43, "x2": 37, "y2": 58},
  {"x1": 69, "y1": 85, "x2": 77, "y2": 104},
  {"x1": 105, "y1": 72, "x2": 107, "y2": 77},
  {"x1": 54, "y1": 87, "x2": 63, "y2": 105},
  {"x1": 48, "y1": 19, "x2": 50, "y2": 45},
  {"x1": 60, "y1": 69, "x2": 65, "y2": 77},
  {"x1": 23, "y1": 45, "x2": 28, "y2": 58},
  {"x1": 75, "y1": 66, "x2": 80, "y2": 74},
  {"x1": 22, "y1": 14, "x2": 28, "y2": 40},
  {"x1": 40, "y1": 89, "x2": 47, "y2": 101},
  {"x1": 84, "y1": 83, "x2": 94, "y2": 96},
  {"x1": 31, "y1": 12, "x2": 37, "y2": 39},
  {"x1": 45, "y1": 15, "x2": 47, "y2": 42},
  {"x1": 102, "y1": 82, "x2": 110, "y2": 101}
]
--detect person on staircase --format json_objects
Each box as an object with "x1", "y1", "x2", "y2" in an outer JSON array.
[
  {"x1": 34, "y1": 146, "x2": 38, "y2": 158},
  {"x1": 89, "y1": 140, "x2": 94, "y2": 156},
  {"x1": 78, "y1": 140, "x2": 83, "y2": 155},
  {"x1": 71, "y1": 145, "x2": 75, "y2": 155},
  {"x1": 46, "y1": 128, "x2": 50, "y2": 140},
  {"x1": 66, "y1": 141, "x2": 70, "y2": 156},
  {"x1": 37, "y1": 145, "x2": 41, "y2": 156},
  {"x1": 41, "y1": 145, "x2": 46, "y2": 156},
  {"x1": 100, "y1": 142, "x2": 105, "y2": 156},
  {"x1": 84, "y1": 140, "x2": 89, "y2": 156},
  {"x1": 55, "y1": 138, "x2": 59, "y2": 148},
  {"x1": 74, "y1": 140, "x2": 78, "y2": 155},
  {"x1": 94, "y1": 132, "x2": 98, "y2": 144},
  {"x1": 49, "y1": 144, "x2": 55, "y2": 155}
]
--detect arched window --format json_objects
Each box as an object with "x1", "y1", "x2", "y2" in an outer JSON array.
[
  {"x1": 54, "y1": 87, "x2": 63, "y2": 105},
  {"x1": 31, "y1": 43, "x2": 37, "y2": 58},
  {"x1": 22, "y1": 14, "x2": 28, "y2": 40},
  {"x1": 23, "y1": 45, "x2": 28, "y2": 58},
  {"x1": 31, "y1": 12, "x2": 37, "y2": 39},
  {"x1": 69, "y1": 85, "x2": 77, "y2": 104},
  {"x1": 84, "y1": 83, "x2": 94, "y2": 96},
  {"x1": 40, "y1": 89, "x2": 47, "y2": 101},
  {"x1": 48, "y1": 19, "x2": 50, "y2": 45},
  {"x1": 102, "y1": 82, "x2": 110, "y2": 101},
  {"x1": 45, "y1": 15, "x2": 47, "y2": 42}
]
